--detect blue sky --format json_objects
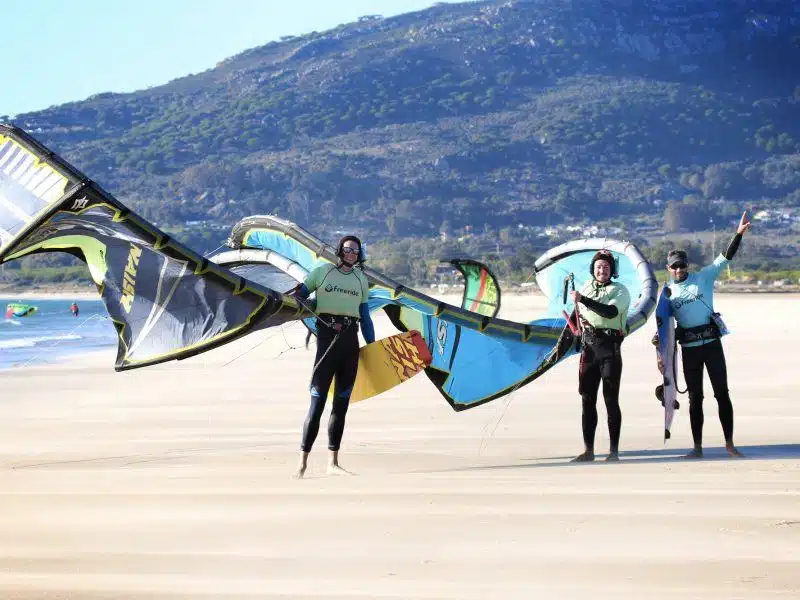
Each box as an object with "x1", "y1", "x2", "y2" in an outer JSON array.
[{"x1": 1, "y1": 0, "x2": 461, "y2": 117}]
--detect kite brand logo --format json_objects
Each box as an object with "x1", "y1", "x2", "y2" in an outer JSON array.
[
  {"x1": 323, "y1": 283, "x2": 359, "y2": 296},
  {"x1": 70, "y1": 197, "x2": 89, "y2": 211},
  {"x1": 383, "y1": 334, "x2": 429, "y2": 381},
  {"x1": 436, "y1": 321, "x2": 448, "y2": 355},
  {"x1": 119, "y1": 244, "x2": 142, "y2": 313}
]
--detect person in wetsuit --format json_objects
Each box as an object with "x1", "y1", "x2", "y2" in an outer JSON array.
[
  {"x1": 570, "y1": 250, "x2": 631, "y2": 462},
  {"x1": 293, "y1": 235, "x2": 375, "y2": 478},
  {"x1": 667, "y1": 210, "x2": 751, "y2": 459}
]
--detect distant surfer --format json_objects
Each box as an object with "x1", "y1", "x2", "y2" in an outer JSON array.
[
  {"x1": 292, "y1": 235, "x2": 375, "y2": 478},
  {"x1": 70, "y1": 302, "x2": 79, "y2": 317},
  {"x1": 570, "y1": 250, "x2": 631, "y2": 462},
  {"x1": 666, "y1": 210, "x2": 751, "y2": 459}
]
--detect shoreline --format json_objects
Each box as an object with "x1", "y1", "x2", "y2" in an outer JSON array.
[
  {"x1": 0, "y1": 286, "x2": 99, "y2": 300},
  {"x1": 0, "y1": 346, "x2": 114, "y2": 373}
]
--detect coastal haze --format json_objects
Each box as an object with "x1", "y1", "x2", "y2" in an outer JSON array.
[{"x1": 1, "y1": 293, "x2": 798, "y2": 598}]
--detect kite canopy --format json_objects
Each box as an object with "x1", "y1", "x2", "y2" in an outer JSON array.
[
  {"x1": 216, "y1": 215, "x2": 658, "y2": 410},
  {"x1": 445, "y1": 259, "x2": 501, "y2": 318},
  {"x1": 0, "y1": 124, "x2": 310, "y2": 370},
  {"x1": 0, "y1": 125, "x2": 658, "y2": 404},
  {"x1": 5, "y1": 303, "x2": 38, "y2": 318},
  {"x1": 533, "y1": 238, "x2": 657, "y2": 333}
]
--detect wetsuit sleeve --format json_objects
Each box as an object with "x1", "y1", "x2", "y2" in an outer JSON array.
[
  {"x1": 723, "y1": 232, "x2": 743, "y2": 260},
  {"x1": 579, "y1": 296, "x2": 619, "y2": 319},
  {"x1": 302, "y1": 265, "x2": 325, "y2": 293},
  {"x1": 613, "y1": 284, "x2": 631, "y2": 315},
  {"x1": 359, "y1": 302, "x2": 375, "y2": 344},
  {"x1": 699, "y1": 254, "x2": 729, "y2": 282}
]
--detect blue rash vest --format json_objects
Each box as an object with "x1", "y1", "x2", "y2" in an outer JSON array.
[{"x1": 667, "y1": 254, "x2": 729, "y2": 348}]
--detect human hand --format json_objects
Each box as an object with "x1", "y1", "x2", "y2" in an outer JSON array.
[
  {"x1": 570, "y1": 290, "x2": 582, "y2": 304},
  {"x1": 737, "y1": 210, "x2": 751, "y2": 235}
]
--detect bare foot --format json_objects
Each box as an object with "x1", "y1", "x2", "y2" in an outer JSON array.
[
  {"x1": 327, "y1": 464, "x2": 353, "y2": 476},
  {"x1": 726, "y1": 445, "x2": 744, "y2": 458},
  {"x1": 570, "y1": 451, "x2": 595, "y2": 463},
  {"x1": 683, "y1": 448, "x2": 703, "y2": 459},
  {"x1": 605, "y1": 452, "x2": 620, "y2": 462},
  {"x1": 294, "y1": 454, "x2": 308, "y2": 479}
]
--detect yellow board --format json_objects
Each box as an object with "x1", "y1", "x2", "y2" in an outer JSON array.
[{"x1": 331, "y1": 330, "x2": 432, "y2": 403}]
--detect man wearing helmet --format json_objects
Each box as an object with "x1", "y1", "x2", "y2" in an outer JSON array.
[
  {"x1": 667, "y1": 210, "x2": 751, "y2": 459},
  {"x1": 293, "y1": 234, "x2": 375, "y2": 478},
  {"x1": 570, "y1": 250, "x2": 631, "y2": 462}
]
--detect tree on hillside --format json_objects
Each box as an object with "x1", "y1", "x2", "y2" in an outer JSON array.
[{"x1": 663, "y1": 198, "x2": 711, "y2": 233}]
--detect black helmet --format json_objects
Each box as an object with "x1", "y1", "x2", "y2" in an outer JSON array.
[
  {"x1": 336, "y1": 235, "x2": 365, "y2": 263},
  {"x1": 589, "y1": 249, "x2": 618, "y2": 278}
]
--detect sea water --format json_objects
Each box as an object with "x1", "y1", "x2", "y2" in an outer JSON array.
[{"x1": 0, "y1": 297, "x2": 117, "y2": 370}]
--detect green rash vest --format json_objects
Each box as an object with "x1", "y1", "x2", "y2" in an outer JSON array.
[
  {"x1": 578, "y1": 280, "x2": 631, "y2": 333},
  {"x1": 303, "y1": 264, "x2": 369, "y2": 318}
]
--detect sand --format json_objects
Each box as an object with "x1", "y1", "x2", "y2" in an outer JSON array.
[{"x1": 0, "y1": 293, "x2": 797, "y2": 599}]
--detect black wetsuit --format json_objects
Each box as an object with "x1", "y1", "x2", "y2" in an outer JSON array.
[
  {"x1": 681, "y1": 339, "x2": 733, "y2": 446},
  {"x1": 578, "y1": 320, "x2": 624, "y2": 455},
  {"x1": 300, "y1": 315, "x2": 360, "y2": 452}
]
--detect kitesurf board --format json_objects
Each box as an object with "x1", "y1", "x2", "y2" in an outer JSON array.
[
  {"x1": 331, "y1": 330, "x2": 433, "y2": 403},
  {"x1": 654, "y1": 284, "x2": 678, "y2": 441}
]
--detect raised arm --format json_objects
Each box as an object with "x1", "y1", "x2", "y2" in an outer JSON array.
[
  {"x1": 723, "y1": 210, "x2": 751, "y2": 260},
  {"x1": 702, "y1": 210, "x2": 751, "y2": 280}
]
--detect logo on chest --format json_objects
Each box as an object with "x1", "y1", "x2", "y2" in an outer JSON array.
[
  {"x1": 324, "y1": 283, "x2": 359, "y2": 296},
  {"x1": 673, "y1": 289, "x2": 703, "y2": 310}
]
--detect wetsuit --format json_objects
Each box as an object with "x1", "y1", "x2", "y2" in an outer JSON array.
[
  {"x1": 577, "y1": 279, "x2": 631, "y2": 454},
  {"x1": 297, "y1": 263, "x2": 374, "y2": 452},
  {"x1": 668, "y1": 233, "x2": 742, "y2": 448}
]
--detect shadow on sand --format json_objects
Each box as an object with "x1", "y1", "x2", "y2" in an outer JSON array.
[{"x1": 411, "y1": 443, "x2": 800, "y2": 474}]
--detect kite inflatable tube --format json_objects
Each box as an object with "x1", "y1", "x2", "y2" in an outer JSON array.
[{"x1": 533, "y1": 238, "x2": 658, "y2": 334}]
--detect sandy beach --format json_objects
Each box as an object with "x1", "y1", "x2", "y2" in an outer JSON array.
[{"x1": 0, "y1": 293, "x2": 797, "y2": 599}]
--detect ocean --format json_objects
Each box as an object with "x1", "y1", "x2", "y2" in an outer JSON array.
[{"x1": 0, "y1": 297, "x2": 117, "y2": 370}]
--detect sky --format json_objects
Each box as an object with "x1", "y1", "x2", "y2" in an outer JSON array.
[{"x1": 1, "y1": 0, "x2": 462, "y2": 117}]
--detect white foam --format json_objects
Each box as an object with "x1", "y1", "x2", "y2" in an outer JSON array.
[{"x1": 0, "y1": 333, "x2": 82, "y2": 349}]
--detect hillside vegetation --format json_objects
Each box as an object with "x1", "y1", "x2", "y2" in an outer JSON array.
[{"x1": 2, "y1": 0, "x2": 798, "y2": 282}]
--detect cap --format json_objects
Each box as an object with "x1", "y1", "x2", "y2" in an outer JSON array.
[{"x1": 667, "y1": 250, "x2": 688, "y2": 267}]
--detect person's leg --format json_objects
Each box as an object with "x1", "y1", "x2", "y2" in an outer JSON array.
[
  {"x1": 327, "y1": 329, "x2": 360, "y2": 474},
  {"x1": 296, "y1": 328, "x2": 337, "y2": 478},
  {"x1": 601, "y1": 344, "x2": 623, "y2": 461},
  {"x1": 704, "y1": 341, "x2": 741, "y2": 456},
  {"x1": 681, "y1": 344, "x2": 706, "y2": 458},
  {"x1": 573, "y1": 347, "x2": 601, "y2": 462}
]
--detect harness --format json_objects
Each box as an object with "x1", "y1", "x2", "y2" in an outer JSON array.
[
  {"x1": 317, "y1": 313, "x2": 359, "y2": 333},
  {"x1": 675, "y1": 321, "x2": 720, "y2": 345},
  {"x1": 580, "y1": 323, "x2": 624, "y2": 347}
]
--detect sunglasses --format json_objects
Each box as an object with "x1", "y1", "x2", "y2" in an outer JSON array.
[
  {"x1": 341, "y1": 247, "x2": 359, "y2": 255},
  {"x1": 669, "y1": 262, "x2": 687, "y2": 270}
]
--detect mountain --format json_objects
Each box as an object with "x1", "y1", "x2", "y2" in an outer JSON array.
[{"x1": 3, "y1": 0, "x2": 799, "y2": 253}]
